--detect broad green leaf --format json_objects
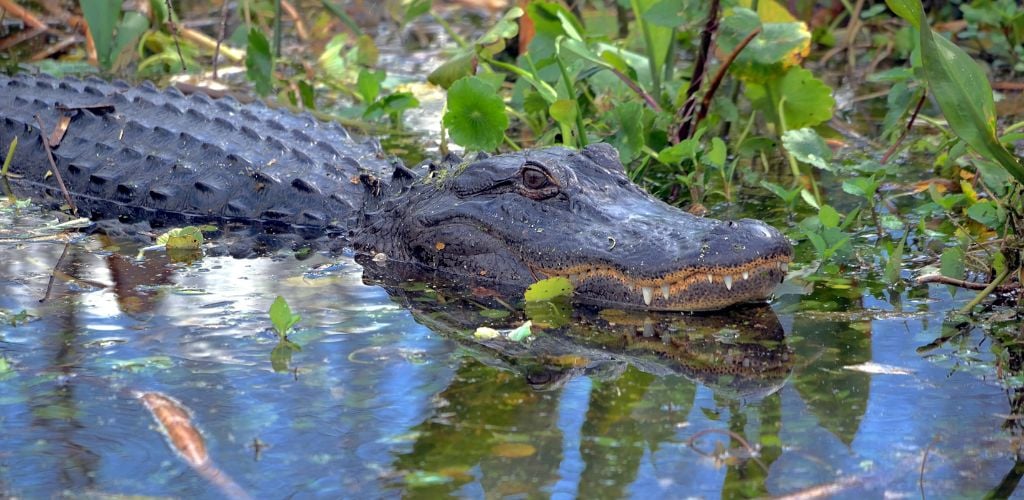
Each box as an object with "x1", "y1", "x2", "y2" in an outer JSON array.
[
  {"x1": 776, "y1": 67, "x2": 835, "y2": 129},
  {"x1": 525, "y1": 277, "x2": 574, "y2": 302},
  {"x1": 919, "y1": 23, "x2": 1024, "y2": 184},
  {"x1": 706, "y1": 137, "x2": 727, "y2": 168},
  {"x1": 428, "y1": 6, "x2": 522, "y2": 88},
  {"x1": 642, "y1": 0, "x2": 686, "y2": 27},
  {"x1": 427, "y1": 53, "x2": 477, "y2": 89},
  {"x1": 246, "y1": 28, "x2": 274, "y2": 96},
  {"x1": 111, "y1": 11, "x2": 149, "y2": 70},
  {"x1": 80, "y1": 0, "x2": 120, "y2": 69},
  {"x1": 781, "y1": 127, "x2": 833, "y2": 171},
  {"x1": 527, "y1": 1, "x2": 583, "y2": 37},
  {"x1": 841, "y1": 177, "x2": 880, "y2": 199},
  {"x1": 364, "y1": 92, "x2": 419, "y2": 121},
  {"x1": 477, "y1": 7, "x2": 524, "y2": 47},
  {"x1": 483, "y1": 57, "x2": 558, "y2": 103},
  {"x1": 819, "y1": 205, "x2": 840, "y2": 229},
  {"x1": 800, "y1": 188, "x2": 819, "y2": 209},
  {"x1": 760, "y1": 180, "x2": 801, "y2": 203},
  {"x1": 269, "y1": 296, "x2": 301, "y2": 338},
  {"x1": 354, "y1": 68, "x2": 382, "y2": 102},
  {"x1": 443, "y1": 77, "x2": 509, "y2": 151},
  {"x1": 718, "y1": 8, "x2": 811, "y2": 81},
  {"x1": 609, "y1": 101, "x2": 645, "y2": 162},
  {"x1": 940, "y1": 246, "x2": 965, "y2": 283},
  {"x1": 966, "y1": 201, "x2": 1003, "y2": 228},
  {"x1": 885, "y1": 0, "x2": 923, "y2": 28},
  {"x1": 975, "y1": 159, "x2": 1011, "y2": 197},
  {"x1": 549, "y1": 99, "x2": 578, "y2": 126},
  {"x1": 660, "y1": 138, "x2": 698, "y2": 165},
  {"x1": 402, "y1": 0, "x2": 432, "y2": 23},
  {"x1": 993, "y1": 251, "x2": 1008, "y2": 277}
]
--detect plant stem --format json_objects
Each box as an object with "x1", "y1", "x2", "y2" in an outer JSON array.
[
  {"x1": 1, "y1": 136, "x2": 17, "y2": 177},
  {"x1": 430, "y1": 11, "x2": 466, "y2": 48},
  {"x1": 630, "y1": 0, "x2": 661, "y2": 103},
  {"x1": 554, "y1": 53, "x2": 587, "y2": 147},
  {"x1": 958, "y1": 267, "x2": 1012, "y2": 314}
]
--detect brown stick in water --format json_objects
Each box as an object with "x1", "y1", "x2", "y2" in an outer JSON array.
[{"x1": 138, "y1": 392, "x2": 251, "y2": 500}]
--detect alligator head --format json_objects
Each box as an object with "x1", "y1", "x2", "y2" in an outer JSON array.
[{"x1": 351, "y1": 143, "x2": 792, "y2": 311}]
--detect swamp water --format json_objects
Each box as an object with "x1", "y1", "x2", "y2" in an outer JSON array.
[{"x1": 0, "y1": 199, "x2": 1021, "y2": 499}]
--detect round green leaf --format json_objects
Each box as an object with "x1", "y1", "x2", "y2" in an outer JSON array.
[
  {"x1": 443, "y1": 77, "x2": 509, "y2": 151},
  {"x1": 524, "y1": 277, "x2": 574, "y2": 302}
]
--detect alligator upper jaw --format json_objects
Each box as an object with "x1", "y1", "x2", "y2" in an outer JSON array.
[{"x1": 535, "y1": 254, "x2": 791, "y2": 311}]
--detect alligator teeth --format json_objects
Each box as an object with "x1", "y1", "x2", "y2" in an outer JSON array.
[
  {"x1": 642, "y1": 287, "x2": 654, "y2": 306},
  {"x1": 742, "y1": 271, "x2": 749, "y2": 280},
  {"x1": 707, "y1": 274, "x2": 714, "y2": 284},
  {"x1": 661, "y1": 284, "x2": 671, "y2": 300},
  {"x1": 569, "y1": 274, "x2": 580, "y2": 285},
  {"x1": 780, "y1": 262, "x2": 789, "y2": 272},
  {"x1": 724, "y1": 275, "x2": 734, "y2": 290}
]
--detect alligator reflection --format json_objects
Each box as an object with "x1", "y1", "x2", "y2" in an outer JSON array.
[
  {"x1": 361, "y1": 260, "x2": 793, "y2": 496},
  {"x1": 362, "y1": 258, "x2": 793, "y2": 394}
]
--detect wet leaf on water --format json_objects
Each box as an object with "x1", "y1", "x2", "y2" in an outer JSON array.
[
  {"x1": 507, "y1": 320, "x2": 533, "y2": 342},
  {"x1": 269, "y1": 296, "x2": 302, "y2": 339},
  {"x1": 156, "y1": 226, "x2": 204, "y2": 250},
  {"x1": 474, "y1": 326, "x2": 501, "y2": 340},
  {"x1": 524, "y1": 277, "x2": 573, "y2": 302},
  {"x1": 491, "y1": 442, "x2": 537, "y2": 458}
]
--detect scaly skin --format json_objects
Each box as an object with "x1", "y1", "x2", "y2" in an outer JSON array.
[{"x1": 1, "y1": 73, "x2": 792, "y2": 311}]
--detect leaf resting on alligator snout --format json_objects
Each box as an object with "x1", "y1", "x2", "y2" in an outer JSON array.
[{"x1": 524, "y1": 277, "x2": 574, "y2": 302}]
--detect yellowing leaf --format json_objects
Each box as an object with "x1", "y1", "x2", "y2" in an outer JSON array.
[
  {"x1": 738, "y1": 0, "x2": 797, "y2": 23},
  {"x1": 524, "y1": 277, "x2": 574, "y2": 302},
  {"x1": 473, "y1": 327, "x2": 501, "y2": 340},
  {"x1": 156, "y1": 226, "x2": 204, "y2": 250},
  {"x1": 491, "y1": 442, "x2": 537, "y2": 458}
]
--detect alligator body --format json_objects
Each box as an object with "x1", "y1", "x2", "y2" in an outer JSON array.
[{"x1": 0, "y1": 73, "x2": 792, "y2": 311}]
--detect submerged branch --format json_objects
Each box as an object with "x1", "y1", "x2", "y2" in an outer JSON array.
[{"x1": 916, "y1": 273, "x2": 1018, "y2": 292}]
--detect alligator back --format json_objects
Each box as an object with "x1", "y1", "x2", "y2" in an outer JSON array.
[{"x1": 0, "y1": 73, "x2": 393, "y2": 232}]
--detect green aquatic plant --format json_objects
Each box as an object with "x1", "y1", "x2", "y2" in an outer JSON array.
[{"x1": 269, "y1": 295, "x2": 301, "y2": 340}]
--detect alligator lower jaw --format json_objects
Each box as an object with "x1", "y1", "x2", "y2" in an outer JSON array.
[{"x1": 535, "y1": 255, "x2": 792, "y2": 312}]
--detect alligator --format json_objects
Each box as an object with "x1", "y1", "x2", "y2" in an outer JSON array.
[{"x1": 0, "y1": 72, "x2": 792, "y2": 311}]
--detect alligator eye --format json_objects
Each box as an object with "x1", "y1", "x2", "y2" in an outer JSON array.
[{"x1": 522, "y1": 167, "x2": 550, "y2": 190}]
